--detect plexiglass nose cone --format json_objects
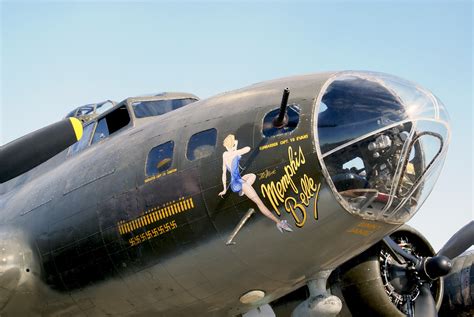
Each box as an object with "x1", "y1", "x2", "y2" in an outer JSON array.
[{"x1": 315, "y1": 71, "x2": 450, "y2": 223}]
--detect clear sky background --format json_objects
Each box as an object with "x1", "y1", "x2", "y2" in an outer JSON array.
[{"x1": 1, "y1": 1, "x2": 472, "y2": 251}]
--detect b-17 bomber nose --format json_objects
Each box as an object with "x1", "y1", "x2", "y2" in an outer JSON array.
[{"x1": 314, "y1": 71, "x2": 450, "y2": 224}]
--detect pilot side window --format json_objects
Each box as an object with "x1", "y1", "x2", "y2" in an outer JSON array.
[
  {"x1": 146, "y1": 141, "x2": 174, "y2": 176},
  {"x1": 92, "y1": 118, "x2": 109, "y2": 144},
  {"x1": 68, "y1": 122, "x2": 96, "y2": 156},
  {"x1": 91, "y1": 105, "x2": 131, "y2": 144},
  {"x1": 186, "y1": 129, "x2": 217, "y2": 161}
]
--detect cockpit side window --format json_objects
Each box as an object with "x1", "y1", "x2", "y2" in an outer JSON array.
[
  {"x1": 91, "y1": 105, "x2": 130, "y2": 145},
  {"x1": 95, "y1": 100, "x2": 115, "y2": 116},
  {"x1": 146, "y1": 141, "x2": 174, "y2": 176},
  {"x1": 133, "y1": 98, "x2": 197, "y2": 118},
  {"x1": 68, "y1": 122, "x2": 95, "y2": 156},
  {"x1": 91, "y1": 118, "x2": 109, "y2": 144}
]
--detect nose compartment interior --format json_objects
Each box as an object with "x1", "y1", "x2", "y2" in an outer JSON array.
[{"x1": 315, "y1": 72, "x2": 450, "y2": 223}]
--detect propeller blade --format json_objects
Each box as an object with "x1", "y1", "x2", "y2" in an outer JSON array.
[
  {"x1": 414, "y1": 282, "x2": 438, "y2": 317},
  {"x1": 0, "y1": 118, "x2": 83, "y2": 183},
  {"x1": 437, "y1": 221, "x2": 474, "y2": 259},
  {"x1": 383, "y1": 236, "x2": 419, "y2": 264}
]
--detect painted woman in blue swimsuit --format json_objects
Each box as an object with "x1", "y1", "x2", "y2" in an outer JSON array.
[{"x1": 218, "y1": 134, "x2": 292, "y2": 233}]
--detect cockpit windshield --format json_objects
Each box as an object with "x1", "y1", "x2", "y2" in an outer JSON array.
[
  {"x1": 133, "y1": 98, "x2": 197, "y2": 118},
  {"x1": 315, "y1": 72, "x2": 450, "y2": 224}
]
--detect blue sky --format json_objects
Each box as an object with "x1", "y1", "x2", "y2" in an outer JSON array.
[{"x1": 1, "y1": 1, "x2": 472, "y2": 250}]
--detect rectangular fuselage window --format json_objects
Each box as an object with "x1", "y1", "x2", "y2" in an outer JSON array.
[
  {"x1": 146, "y1": 141, "x2": 174, "y2": 176},
  {"x1": 186, "y1": 128, "x2": 217, "y2": 161}
]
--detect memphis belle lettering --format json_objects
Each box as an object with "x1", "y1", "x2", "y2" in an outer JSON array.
[{"x1": 260, "y1": 145, "x2": 321, "y2": 228}]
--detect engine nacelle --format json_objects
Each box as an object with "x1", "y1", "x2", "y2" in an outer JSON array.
[{"x1": 329, "y1": 225, "x2": 443, "y2": 316}]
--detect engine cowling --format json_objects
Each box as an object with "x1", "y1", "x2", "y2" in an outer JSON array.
[{"x1": 329, "y1": 225, "x2": 443, "y2": 316}]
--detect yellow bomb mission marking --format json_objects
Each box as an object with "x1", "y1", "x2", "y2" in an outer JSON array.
[
  {"x1": 118, "y1": 197, "x2": 194, "y2": 235},
  {"x1": 260, "y1": 146, "x2": 321, "y2": 228}
]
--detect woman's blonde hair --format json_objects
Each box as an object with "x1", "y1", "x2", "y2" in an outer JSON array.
[{"x1": 223, "y1": 134, "x2": 235, "y2": 149}]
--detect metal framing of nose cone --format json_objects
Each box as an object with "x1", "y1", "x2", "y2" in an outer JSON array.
[{"x1": 313, "y1": 71, "x2": 451, "y2": 224}]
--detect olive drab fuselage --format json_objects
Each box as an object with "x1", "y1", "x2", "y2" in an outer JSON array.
[{"x1": 0, "y1": 72, "x2": 450, "y2": 316}]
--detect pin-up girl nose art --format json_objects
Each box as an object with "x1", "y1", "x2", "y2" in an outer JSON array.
[{"x1": 218, "y1": 134, "x2": 292, "y2": 233}]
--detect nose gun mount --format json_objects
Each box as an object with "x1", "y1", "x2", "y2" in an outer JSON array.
[{"x1": 273, "y1": 88, "x2": 290, "y2": 128}]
